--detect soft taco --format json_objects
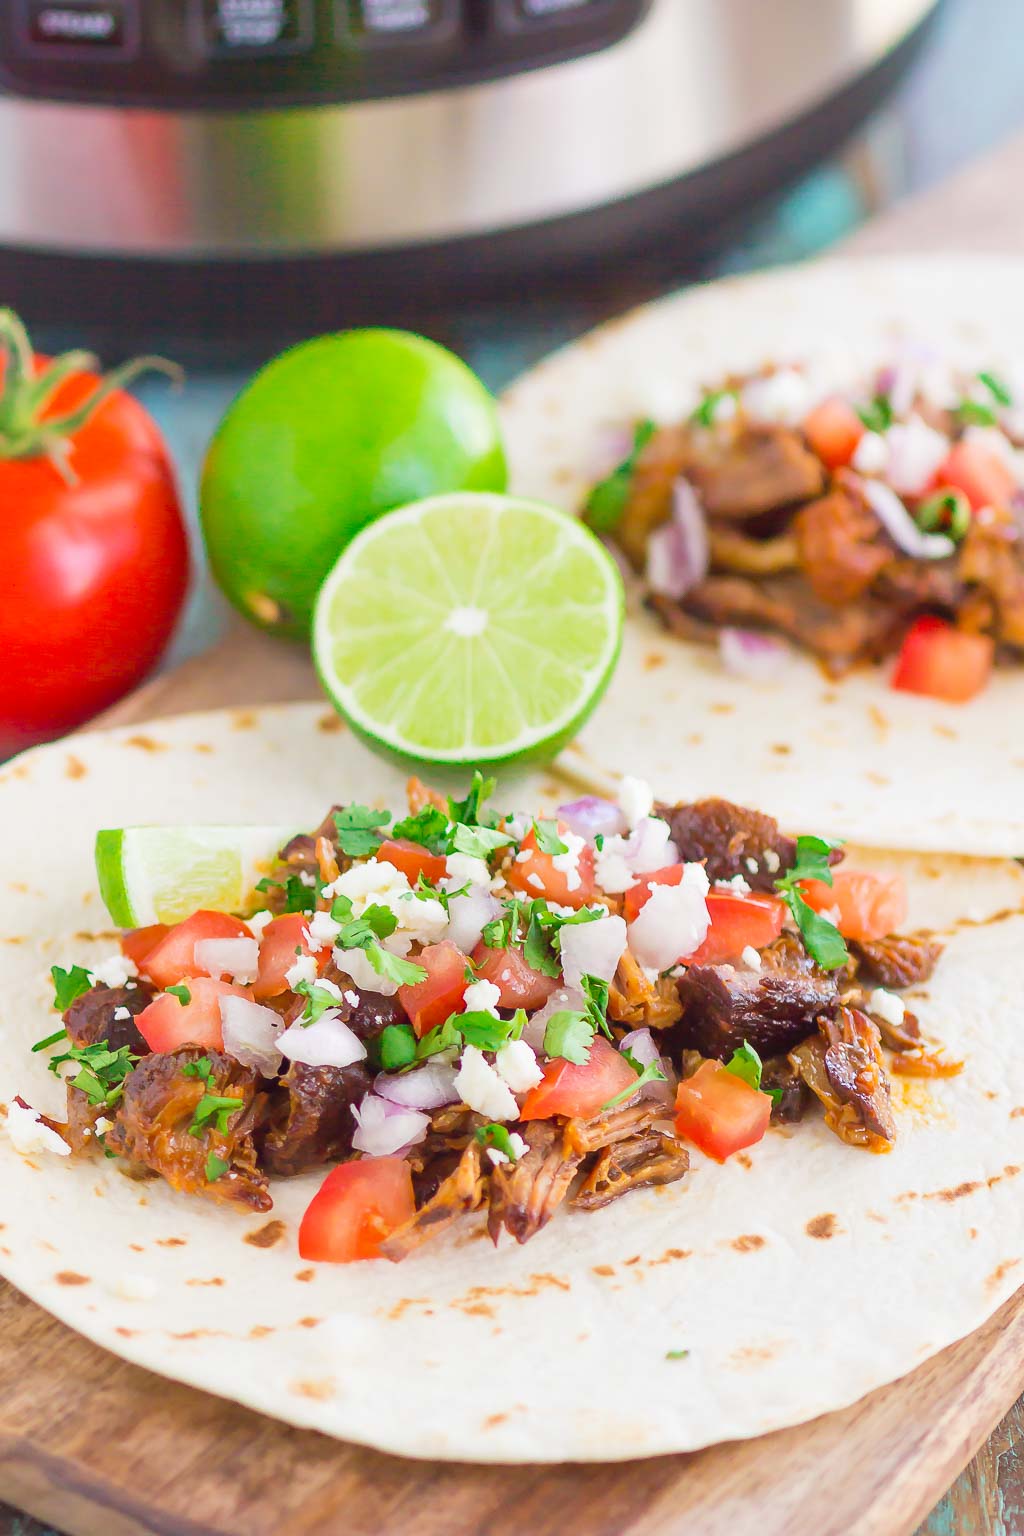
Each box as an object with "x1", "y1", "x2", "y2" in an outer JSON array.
[
  {"x1": 2, "y1": 703, "x2": 1024, "y2": 1462},
  {"x1": 502, "y1": 255, "x2": 1024, "y2": 857}
]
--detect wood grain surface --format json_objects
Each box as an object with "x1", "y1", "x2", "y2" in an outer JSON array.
[{"x1": 6, "y1": 128, "x2": 1024, "y2": 1536}]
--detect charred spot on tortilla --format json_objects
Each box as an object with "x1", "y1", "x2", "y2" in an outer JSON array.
[
  {"x1": 55, "y1": 1271, "x2": 90, "y2": 1286},
  {"x1": 231, "y1": 710, "x2": 257, "y2": 731},
  {"x1": 245, "y1": 1219, "x2": 286, "y2": 1249},
  {"x1": 298, "y1": 1317, "x2": 322, "y2": 1328},
  {"x1": 65, "y1": 755, "x2": 87, "y2": 780},
  {"x1": 290, "y1": 1377, "x2": 335, "y2": 1401},
  {"x1": 317, "y1": 711, "x2": 343, "y2": 734},
  {"x1": 731, "y1": 1235, "x2": 766, "y2": 1252},
  {"x1": 806, "y1": 1214, "x2": 840, "y2": 1240},
  {"x1": 294, "y1": 1268, "x2": 315, "y2": 1283},
  {"x1": 987, "y1": 1259, "x2": 1021, "y2": 1292},
  {"x1": 124, "y1": 734, "x2": 166, "y2": 753}
]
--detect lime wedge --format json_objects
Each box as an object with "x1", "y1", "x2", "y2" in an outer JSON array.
[
  {"x1": 95, "y1": 825, "x2": 298, "y2": 928},
  {"x1": 312, "y1": 492, "x2": 624, "y2": 765}
]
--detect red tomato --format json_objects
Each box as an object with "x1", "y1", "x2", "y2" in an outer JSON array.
[
  {"x1": 891, "y1": 616, "x2": 994, "y2": 704},
  {"x1": 470, "y1": 941, "x2": 558, "y2": 1011},
  {"x1": 397, "y1": 940, "x2": 469, "y2": 1038},
  {"x1": 299, "y1": 1158, "x2": 416, "y2": 1263},
  {"x1": 506, "y1": 824, "x2": 596, "y2": 910},
  {"x1": 674, "y1": 1060, "x2": 772, "y2": 1162},
  {"x1": 252, "y1": 912, "x2": 328, "y2": 1001},
  {"x1": 136, "y1": 976, "x2": 252, "y2": 1053},
  {"x1": 120, "y1": 923, "x2": 169, "y2": 970},
  {"x1": 0, "y1": 323, "x2": 189, "y2": 753},
  {"x1": 937, "y1": 440, "x2": 1016, "y2": 511},
  {"x1": 376, "y1": 838, "x2": 447, "y2": 886},
  {"x1": 520, "y1": 1037, "x2": 637, "y2": 1122},
  {"x1": 800, "y1": 870, "x2": 907, "y2": 943},
  {"x1": 682, "y1": 893, "x2": 787, "y2": 965},
  {"x1": 802, "y1": 396, "x2": 864, "y2": 469},
  {"x1": 623, "y1": 864, "x2": 684, "y2": 924},
  {"x1": 141, "y1": 911, "x2": 253, "y2": 990}
]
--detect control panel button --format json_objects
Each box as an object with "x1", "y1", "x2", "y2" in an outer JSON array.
[
  {"x1": 337, "y1": 0, "x2": 458, "y2": 44},
  {"x1": 18, "y1": 0, "x2": 134, "y2": 52},
  {"x1": 195, "y1": 0, "x2": 313, "y2": 55}
]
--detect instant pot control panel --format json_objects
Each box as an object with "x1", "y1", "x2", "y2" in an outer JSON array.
[{"x1": 0, "y1": 0, "x2": 650, "y2": 107}]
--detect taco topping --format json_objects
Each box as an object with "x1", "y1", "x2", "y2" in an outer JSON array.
[
  {"x1": 24, "y1": 775, "x2": 953, "y2": 1261},
  {"x1": 586, "y1": 360, "x2": 1024, "y2": 696}
]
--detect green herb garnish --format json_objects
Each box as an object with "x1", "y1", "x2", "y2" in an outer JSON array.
[
  {"x1": 774, "y1": 836, "x2": 849, "y2": 973},
  {"x1": 915, "y1": 487, "x2": 970, "y2": 542},
  {"x1": 48, "y1": 1039, "x2": 138, "y2": 1108},
  {"x1": 601, "y1": 1048, "x2": 666, "y2": 1111},
  {"x1": 378, "y1": 1023, "x2": 418, "y2": 1071},
  {"x1": 255, "y1": 871, "x2": 322, "y2": 913},
  {"x1": 474, "y1": 1123, "x2": 520, "y2": 1161},
  {"x1": 32, "y1": 1026, "x2": 69, "y2": 1054},
  {"x1": 691, "y1": 389, "x2": 735, "y2": 428},
  {"x1": 543, "y1": 1009, "x2": 594, "y2": 1065},
  {"x1": 50, "y1": 964, "x2": 93, "y2": 1012},
  {"x1": 583, "y1": 418, "x2": 656, "y2": 533},
  {"x1": 205, "y1": 1152, "x2": 230, "y2": 1183},
  {"x1": 293, "y1": 980, "x2": 339, "y2": 1026},
  {"x1": 665, "y1": 1349, "x2": 690, "y2": 1361},
  {"x1": 391, "y1": 804, "x2": 450, "y2": 854},
  {"x1": 532, "y1": 819, "x2": 568, "y2": 856},
  {"x1": 449, "y1": 822, "x2": 514, "y2": 861},
  {"x1": 979, "y1": 370, "x2": 1013, "y2": 406},
  {"x1": 189, "y1": 1092, "x2": 245, "y2": 1139},
  {"x1": 956, "y1": 398, "x2": 998, "y2": 426},
  {"x1": 448, "y1": 770, "x2": 498, "y2": 829},
  {"x1": 165, "y1": 984, "x2": 191, "y2": 1006},
  {"x1": 333, "y1": 803, "x2": 391, "y2": 858},
  {"x1": 856, "y1": 394, "x2": 894, "y2": 435},
  {"x1": 328, "y1": 897, "x2": 428, "y2": 988}
]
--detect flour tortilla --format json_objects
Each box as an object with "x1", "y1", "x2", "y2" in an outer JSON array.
[
  {"x1": 500, "y1": 255, "x2": 1024, "y2": 858},
  {"x1": 2, "y1": 703, "x2": 1024, "y2": 1462}
]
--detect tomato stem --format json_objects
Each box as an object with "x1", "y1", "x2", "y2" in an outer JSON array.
[{"x1": 0, "y1": 307, "x2": 183, "y2": 481}]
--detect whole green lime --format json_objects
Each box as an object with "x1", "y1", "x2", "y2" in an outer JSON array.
[{"x1": 199, "y1": 328, "x2": 507, "y2": 637}]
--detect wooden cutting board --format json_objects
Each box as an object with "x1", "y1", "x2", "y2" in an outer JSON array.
[{"x1": 8, "y1": 132, "x2": 1024, "y2": 1535}]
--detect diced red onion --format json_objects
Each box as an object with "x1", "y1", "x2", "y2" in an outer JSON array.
[
  {"x1": 645, "y1": 477, "x2": 709, "y2": 600},
  {"x1": 523, "y1": 987, "x2": 583, "y2": 1052},
  {"x1": 618, "y1": 1028, "x2": 677, "y2": 1106},
  {"x1": 719, "y1": 627, "x2": 789, "y2": 680},
  {"x1": 560, "y1": 914, "x2": 627, "y2": 991},
  {"x1": 195, "y1": 936, "x2": 260, "y2": 984},
  {"x1": 627, "y1": 882, "x2": 709, "y2": 970},
  {"x1": 556, "y1": 795, "x2": 626, "y2": 842},
  {"x1": 884, "y1": 414, "x2": 949, "y2": 497},
  {"x1": 375, "y1": 1062, "x2": 460, "y2": 1110},
  {"x1": 618, "y1": 1028, "x2": 660, "y2": 1067},
  {"x1": 277, "y1": 1011, "x2": 367, "y2": 1069},
  {"x1": 591, "y1": 424, "x2": 635, "y2": 480},
  {"x1": 443, "y1": 884, "x2": 502, "y2": 954},
  {"x1": 352, "y1": 1094, "x2": 430, "y2": 1156},
  {"x1": 219, "y1": 994, "x2": 283, "y2": 1076},
  {"x1": 623, "y1": 815, "x2": 679, "y2": 873},
  {"x1": 854, "y1": 475, "x2": 955, "y2": 560}
]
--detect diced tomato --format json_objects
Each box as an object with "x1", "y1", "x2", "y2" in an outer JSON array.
[
  {"x1": 800, "y1": 869, "x2": 907, "y2": 944},
  {"x1": 120, "y1": 923, "x2": 169, "y2": 970},
  {"x1": 141, "y1": 911, "x2": 253, "y2": 990},
  {"x1": 470, "y1": 941, "x2": 558, "y2": 1011},
  {"x1": 519, "y1": 1037, "x2": 637, "y2": 1122},
  {"x1": 623, "y1": 864, "x2": 683, "y2": 924},
  {"x1": 937, "y1": 439, "x2": 1016, "y2": 512},
  {"x1": 136, "y1": 976, "x2": 252, "y2": 1053},
  {"x1": 682, "y1": 893, "x2": 787, "y2": 965},
  {"x1": 802, "y1": 395, "x2": 864, "y2": 470},
  {"x1": 506, "y1": 823, "x2": 596, "y2": 910},
  {"x1": 376, "y1": 837, "x2": 447, "y2": 886},
  {"x1": 298, "y1": 1158, "x2": 416, "y2": 1263},
  {"x1": 674, "y1": 1060, "x2": 772, "y2": 1162},
  {"x1": 891, "y1": 615, "x2": 994, "y2": 704},
  {"x1": 252, "y1": 912, "x2": 329, "y2": 1001},
  {"x1": 397, "y1": 940, "x2": 469, "y2": 1038}
]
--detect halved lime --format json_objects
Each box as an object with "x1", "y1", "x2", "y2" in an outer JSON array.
[
  {"x1": 95, "y1": 825, "x2": 297, "y2": 927},
  {"x1": 312, "y1": 492, "x2": 624, "y2": 765}
]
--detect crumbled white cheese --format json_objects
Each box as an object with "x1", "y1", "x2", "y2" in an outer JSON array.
[
  {"x1": 515, "y1": 848, "x2": 534, "y2": 865},
  {"x1": 884, "y1": 414, "x2": 949, "y2": 496},
  {"x1": 486, "y1": 1133, "x2": 531, "y2": 1165},
  {"x1": 313, "y1": 976, "x2": 345, "y2": 1003},
  {"x1": 487, "y1": 1147, "x2": 509, "y2": 1166},
  {"x1": 298, "y1": 870, "x2": 317, "y2": 887},
  {"x1": 551, "y1": 829, "x2": 586, "y2": 892},
  {"x1": 495, "y1": 1039, "x2": 543, "y2": 1093},
  {"x1": 306, "y1": 909, "x2": 341, "y2": 951},
  {"x1": 618, "y1": 775, "x2": 654, "y2": 828},
  {"x1": 247, "y1": 909, "x2": 275, "y2": 937},
  {"x1": 112, "y1": 1006, "x2": 131, "y2": 1021},
  {"x1": 331, "y1": 855, "x2": 447, "y2": 945},
  {"x1": 851, "y1": 430, "x2": 889, "y2": 475},
  {"x1": 716, "y1": 874, "x2": 751, "y2": 895},
  {"x1": 90, "y1": 954, "x2": 136, "y2": 989},
  {"x1": 741, "y1": 368, "x2": 810, "y2": 425},
  {"x1": 344, "y1": 990, "x2": 360, "y2": 1008},
  {"x1": 526, "y1": 872, "x2": 544, "y2": 892},
  {"x1": 463, "y1": 978, "x2": 501, "y2": 1016},
  {"x1": 509, "y1": 1131, "x2": 528, "y2": 1160},
  {"x1": 627, "y1": 880, "x2": 710, "y2": 971},
  {"x1": 745, "y1": 857, "x2": 760, "y2": 875},
  {"x1": 453, "y1": 1046, "x2": 519, "y2": 1121},
  {"x1": 112, "y1": 1272, "x2": 159, "y2": 1302},
  {"x1": 868, "y1": 987, "x2": 905, "y2": 1028},
  {"x1": 681, "y1": 861, "x2": 711, "y2": 897},
  {"x1": 762, "y1": 849, "x2": 781, "y2": 874},
  {"x1": 710, "y1": 391, "x2": 738, "y2": 424},
  {"x1": 593, "y1": 840, "x2": 636, "y2": 894},
  {"x1": 94, "y1": 1116, "x2": 113, "y2": 1136},
  {"x1": 284, "y1": 953, "x2": 319, "y2": 990},
  {"x1": 5, "y1": 1102, "x2": 70, "y2": 1158},
  {"x1": 741, "y1": 946, "x2": 762, "y2": 972},
  {"x1": 446, "y1": 852, "x2": 492, "y2": 888},
  {"x1": 503, "y1": 815, "x2": 530, "y2": 842}
]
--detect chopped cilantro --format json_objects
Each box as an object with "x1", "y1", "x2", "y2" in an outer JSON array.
[
  {"x1": 205, "y1": 1152, "x2": 230, "y2": 1183},
  {"x1": 690, "y1": 389, "x2": 734, "y2": 428},
  {"x1": 181, "y1": 1056, "x2": 213, "y2": 1082},
  {"x1": 32, "y1": 1026, "x2": 69, "y2": 1054},
  {"x1": 391, "y1": 804, "x2": 449, "y2": 854},
  {"x1": 48, "y1": 1039, "x2": 138, "y2": 1108},
  {"x1": 475, "y1": 1124, "x2": 519, "y2": 1161},
  {"x1": 414, "y1": 872, "x2": 469, "y2": 915},
  {"x1": 583, "y1": 418, "x2": 657, "y2": 533},
  {"x1": 188, "y1": 1091, "x2": 244, "y2": 1139},
  {"x1": 379, "y1": 1023, "x2": 418, "y2": 1071},
  {"x1": 333, "y1": 803, "x2": 391, "y2": 858},
  {"x1": 255, "y1": 871, "x2": 322, "y2": 913},
  {"x1": 293, "y1": 980, "x2": 338, "y2": 1027},
  {"x1": 457, "y1": 1011, "x2": 517, "y2": 1051},
  {"x1": 774, "y1": 836, "x2": 849, "y2": 973},
  {"x1": 665, "y1": 1349, "x2": 690, "y2": 1361},
  {"x1": 166, "y1": 984, "x2": 191, "y2": 1006},
  {"x1": 957, "y1": 398, "x2": 998, "y2": 426},
  {"x1": 415, "y1": 1015, "x2": 463, "y2": 1060},
  {"x1": 594, "y1": 833, "x2": 605, "y2": 852},
  {"x1": 50, "y1": 964, "x2": 93, "y2": 1012},
  {"x1": 915, "y1": 488, "x2": 970, "y2": 542},
  {"x1": 448, "y1": 770, "x2": 497, "y2": 829},
  {"x1": 725, "y1": 1040, "x2": 764, "y2": 1092},
  {"x1": 856, "y1": 394, "x2": 894, "y2": 435},
  {"x1": 543, "y1": 1009, "x2": 594, "y2": 1065},
  {"x1": 532, "y1": 819, "x2": 568, "y2": 856},
  {"x1": 449, "y1": 822, "x2": 514, "y2": 860},
  {"x1": 601, "y1": 1047, "x2": 666, "y2": 1111},
  {"x1": 580, "y1": 973, "x2": 612, "y2": 1039},
  {"x1": 328, "y1": 897, "x2": 424, "y2": 985},
  {"x1": 366, "y1": 945, "x2": 427, "y2": 987},
  {"x1": 979, "y1": 370, "x2": 1013, "y2": 407}
]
